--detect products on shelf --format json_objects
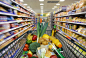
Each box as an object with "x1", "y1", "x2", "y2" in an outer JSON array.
[
  {"x1": 0, "y1": 6, "x2": 8, "y2": 12},
  {"x1": 55, "y1": 0, "x2": 86, "y2": 17},
  {"x1": 56, "y1": 25, "x2": 86, "y2": 46},
  {"x1": 0, "y1": 0, "x2": 32, "y2": 17},
  {"x1": 0, "y1": 0, "x2": 12, "y2": 5},
  {"x1": 0, "y1": 25, "x2": 33, "y2": 50},
  {"x1": 0, "y1": 23, "x2": 32, "y2": 42},
  {"x1": 0, "y1": 23, "x2": 10, "y2": 32},
  {"x1": 55, "y1": 17, "x2": 86, "y2": 23}
]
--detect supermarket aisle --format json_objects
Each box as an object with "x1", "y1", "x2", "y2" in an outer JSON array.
[
  {"x1": 47, "y1": 26, "x2": 52, "y2": 30},
  {"x1": 0, "y1": 0, "x2": 86, "y2": 58}
]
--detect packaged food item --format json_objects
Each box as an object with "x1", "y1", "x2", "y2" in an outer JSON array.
[
  {"x1": 13, "y1": 10, "x2": 17, "y2": 15},
  {"x1": 76, "y1": 2, "x2": 79, "y2": 9},
  {"x1": 15, "y1": 29, "x2": 19, "y2": 33},
  {"x1": 10, "y1": 23, "x2": 15, "y2": 28},
  {"x1": 0, "y1": 0, "x2": 12, "y2": 5},
  {"x1": 77, "y1": 26, "x2": 84, "y2": 33},
  {"x1": 9, "y1": 31, "x2": 15, "y2": 35},
  {"x1": 0, "y1": 16, "x2": 8, "y2": 22},
  {"x1": 82, "y1": 39, "x2": 86, "y2": 46},
  {"x1": 5, "y1": 32, "x2": 11, "y2": 37},
  {"x1": 71, "y1": 3, "x2": 76, "y2": 10},
  {"x1": 73, "y1": 25, "x2": 77, "y2": 30},
  {"x1": 14, "y1": 23, "x2": 18, "y2": 27},
  {"x1": 82, "y1": 29, "x2": 86, "y2": 35},
  {"x1": 0, "y1": 6, "x2": 8, "y2": 12},
  {"x1": 0, "y1": 34, "x2": 6, "y2": 41},
  {"x1": 0, "y1": 24, "x2": 10, "y2": 32},
  {"x1": 79, "y1": 0, "x2": 86, "y2": 8}
]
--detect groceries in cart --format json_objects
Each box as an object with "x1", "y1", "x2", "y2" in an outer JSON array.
[{"x1": 21, "y1": 22, "x2": 64, "y2": 58}]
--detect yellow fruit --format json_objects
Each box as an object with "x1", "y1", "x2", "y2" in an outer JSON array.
[
  {"x1": 28, "y1": 50, "x2": 33, "y2": 55},
  {"x1": 49, "y1": 36, "x2": 56, "y2": 41},
  {"x1": 27, "y1": 34, "x2": 33, "y2": 40},
  {"x1": 32, "y1": 40, "x2": 36, "y2": 42},
  {"x1": 48, "y1": 44, "x2": 53, "y2": 49},
  {"x1": 56, "y1": 42, "x2": 62, "y2": 48},
  {"x1": 43, "y1": 34, "x2": 49, "y2": 39},
  {"x1": 52, "y1": 39, "x2": 59, "y2": 44}
]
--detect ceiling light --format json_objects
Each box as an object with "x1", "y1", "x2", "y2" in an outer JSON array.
[
  {"x1": 60, "y1": 0, "x2": 65, "y2": 2},
  {"x1": 20, "y1": 0, "x2": 24, "y2": 2},
  {"x1": 54, "y1": 6, "x2": 57, "y2": 8},
  {"x1": 39, "y1": 0, "x2": 44, "y2": 2},
  {"x1": 23, "y1": 4, "x2": 27, "y2": 5},
  {"x1": 52, "y1": 8, "x2": 55, "y2": 9},
  {"x1": 40, "y1": 3, "x2": 44, "y2": 5},
  {"x1": 56, "y1": 3, "x2": 60, "y2": 5}
]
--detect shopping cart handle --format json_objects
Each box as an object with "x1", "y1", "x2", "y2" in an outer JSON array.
[{"x1": 55, "y1": 49, "x2": 65, "y2": 58}]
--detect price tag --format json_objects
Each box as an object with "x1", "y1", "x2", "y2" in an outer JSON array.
[
  {"x1": 8, "y1": 46, "x2": 11, "y2": 49},
  {"x1": 15, "y1": 41, "x2": 16, "y2": 43},
  {"x1": 13, "y1": 42, "x2": 15, "y2": 45},
  {"x1": 2, "y1": 50, "x2": 5, "y2": 54},
  {"x1": 7, "y1": 48, "x2": 8, "y2": 51},
  {"x1": 11, "y1": 44, "x2": 13, "y2": 47},
  {"x1": 0, "y1": 53, "x2": 2, "y2": 56},
  {"x1": 5, "y1": 48, "x2": 8, "y2": 52}
]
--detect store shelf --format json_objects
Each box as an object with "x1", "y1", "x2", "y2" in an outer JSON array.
[
  {"x1": 0, "y1": 25, "x2": 33, "y2": 45},
  {"x1": 0, "y1": 12, "x2": 32, "y2": 18},
  {"x1": 55, "y1": 10, "x2": 66, "y2": 14},
  {"x1": 0, "y1": 20, "x2": 32, "y2": 24},
  {"x1": 56, "y1": 25, "x2": 86, "y2": 37},
  {"x1": 0, "y1": 12, "x2": 18, "y2": 16},
  {"x1": 57, "y1": 28, "x2": 86, "y2": 48},
  {"x1": 11, "y1": 0, "x2": 32, "y2": 13},
  {"x1": 57, "y1": 29, "x2": 86, "y2": 51},
  {"x1": 13, "y1": 43, "x2": 25, "y2": 58},
  {"x1": 55, "y1": 21, "x2": 86, "y2": 25},
  {"x1": 0, "y1": 1, "x2": 16, "y2": 10},
  {"x1": 0, "y1": 23, "x2": 32, "y2": 34},
  {"x1": 56, "y1": 12, "x2": 86, "y2": 18},
  {"x1": 0, "y1": 1, "x2": 30, "y2": 15}
]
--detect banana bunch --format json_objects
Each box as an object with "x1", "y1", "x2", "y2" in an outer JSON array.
[{"x1": 27, "y1": 33, "x2": 33, "y2": 40}]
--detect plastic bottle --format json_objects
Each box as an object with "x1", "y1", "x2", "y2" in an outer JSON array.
[{"x1": 52, "y1": 25, "x2": 56, "y2": 36}]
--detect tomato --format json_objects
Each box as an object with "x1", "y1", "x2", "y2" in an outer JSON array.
[
  {"x1": 25, "y1": 44, "x2": 29, "y2": 48},
  {"x1": 50, "y1": 55, "x2": 57, "y2": 58},
  {"x1": 23, "y1": 47, "x2": 27, "y2": 51},
  {"x1": 27, "y1": 53, "x2": 32, "y2": 58},
  {"x1": 32, "y1": 35, "x2": 37, "y2": 41}
]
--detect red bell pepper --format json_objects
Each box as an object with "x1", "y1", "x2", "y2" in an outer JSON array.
[{"x1": 32, "y1": 35, "x2": 37, "y2": 41}]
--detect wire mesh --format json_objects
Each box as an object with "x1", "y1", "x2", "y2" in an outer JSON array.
[
  {"x1": 56, "y1": 32, "x2": 86, "y2": 58},
  {"x1": 1, "y1": 30, "x2": 85, "y2": 58}
]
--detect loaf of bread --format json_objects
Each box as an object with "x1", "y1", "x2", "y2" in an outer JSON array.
[{"x1": 79, "y1": 0, "x2": 86, "y2": 8}]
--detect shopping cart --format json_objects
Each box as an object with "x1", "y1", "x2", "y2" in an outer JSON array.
[{"x1": 19, "y1": 30, "x2": 86, "y2": 58}]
